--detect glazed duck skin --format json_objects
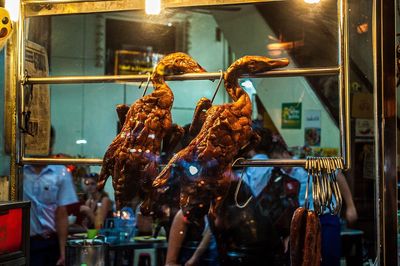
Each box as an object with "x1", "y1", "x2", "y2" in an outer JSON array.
[
  {"x1": 153, "y1": 56, "x2": 289, "y2": 223},
  {"x1": 140, "y1": 97, "x2": 212, "y2": 218},
  {"x1": 97, "y1": 53, "x2": 206, "y2": 209}
]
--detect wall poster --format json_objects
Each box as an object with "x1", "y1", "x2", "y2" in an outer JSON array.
[
  {"x1": 281, "y1": 102, "x2": 302, "y2": 129},
  {"x1": 23, "y1": 41, "x2": 50, "y2": 156},
  {"x1": 304, "y1": 110, "x2": 321, "y2": 146},
  {"x1": 355, "y1": 119, "x2": 374, "y2": 137}
]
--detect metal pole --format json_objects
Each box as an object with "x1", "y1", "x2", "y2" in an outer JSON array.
[
  {"x1": 373, "y1": 0, "x2": 397, "y2": 263},
  {"x1": 338, "y1": 0, "x2": 350, "y2": 170},
  {"x1": 7, "y1": 1, "x2": 24, "y2": 201},
  {"x1": 233, "y1": 159, "x2": 307, "y2": 168},
  {"x1": 21, "y1": 157, "x2": 104, "y2": 165},
  {"x1": 6, "y1": 27, "x2": 18, "y2": 201},
  {"x1": 18, "y1": 2, "x2": 25, "y2": 168},
  {"x1": 24, "y1": 67, "x2": 341, "y2": 85},
  {"x1": 20, "y1": 157, "x2": 308, "y2": 168}
]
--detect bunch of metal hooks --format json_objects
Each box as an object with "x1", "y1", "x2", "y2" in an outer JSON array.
[{"x1": 304, "y1": 156, "x2": 343, "y2": 216}]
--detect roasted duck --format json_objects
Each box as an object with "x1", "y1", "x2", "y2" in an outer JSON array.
[
  {"x1": 97, "y1": 53, "x2": 206, "y2": 209},
  {"x1": 153, "y1": 56, "x2": 289, "y2": 223},
  {"x1": 140, "y1": 98, "x2": 212, "y2": 223}
]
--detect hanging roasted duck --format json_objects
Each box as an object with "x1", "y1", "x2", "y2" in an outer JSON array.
[
  {"x1": 141, "y1": 77, "x2": 221, "y2": 218},
  {"x1": 97, "y1": 53, "x2": 206, "y2": 209},
  {"x1": 140, "y1": 98, "x2": 213, "y2": 222},
  {"x1": 152, "y1": 56, "x2": 289, "y2": 223}
]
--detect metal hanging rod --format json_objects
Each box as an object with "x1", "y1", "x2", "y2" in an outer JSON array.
[
  {"x1": 21, "y1": 157, "x2": 103, "y2": 165},
  {"x1": 24, "y1": 67, "x2": 340, "y2": 85},
  {"x1": 20, "y1": 157, "x2": 307, "y2": 167},
  {"x1": 233, "y1": 158, "x2": 307, "y2": 167}
]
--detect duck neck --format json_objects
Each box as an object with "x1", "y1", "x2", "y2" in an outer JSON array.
[{"x1": 224, "y1": 69, "x2": 251, "y2": 108}]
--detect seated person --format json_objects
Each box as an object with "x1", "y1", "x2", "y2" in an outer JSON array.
[{"x1": 80, "y1": 173, "x2": 113, "y2": 229}]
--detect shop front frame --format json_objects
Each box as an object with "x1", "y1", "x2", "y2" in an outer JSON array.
[{"x1": 4, "y1": 0, "x2": 397, "y2": 264}]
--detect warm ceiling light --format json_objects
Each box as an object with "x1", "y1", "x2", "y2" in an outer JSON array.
[
  {"x1": 145, "y1": 0, "x2": 161, "y2": 15},
  {"x1": 304, "y1": 0, "x2": 320, "y2": 3},
  {"x1": 5, "y1": 0, "x2": 20, "y2": 21}
]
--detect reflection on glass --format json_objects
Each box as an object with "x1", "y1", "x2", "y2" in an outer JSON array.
[{"x1": 23, "y1": 1, "x2": 378, "y2": 263}]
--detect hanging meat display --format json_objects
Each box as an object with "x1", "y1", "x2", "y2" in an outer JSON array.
[
  {"x1": 140, "y1": 97, "x2": 213, "y2": 224},
  {"x1": 152, "y1": 56, "x2": 289, "y2": 223},
  {"x1": 97, "y1": 52, "x2": 206, "y2": 209},
  {"x1": 290, "y1": 157, "x2": 343, "y2": 266},
  {"x1": 290, "y1": 207, "x2": 321, "y2": 266}
]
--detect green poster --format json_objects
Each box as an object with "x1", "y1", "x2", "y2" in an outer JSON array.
[{"x1": 281, "y1": 102, "x2": 302, "y2": 129}]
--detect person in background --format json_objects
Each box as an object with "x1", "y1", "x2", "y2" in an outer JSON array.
[
  {"x1": 266, "y1": 132, "x2": 358, "y2": 266},
  {"x1": 213, "y1": 126, "x2": 299, "y2": 265},
  {"x1": 80, "y1": 173, "x2": 113, "y2": 229},
  {"x1": 164, "y1": 124, "x2": 219, "y2": 266},
  {"x1": 23, "y1": 127, "x2": 78, "y2": 266},
  {"x1": 165, "y1": 210, "x2": 219, "y2": 266}
]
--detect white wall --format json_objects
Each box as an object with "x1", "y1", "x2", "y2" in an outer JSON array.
[{"x1": 212, "y1": 6, "x2": 340, "y2": 149}]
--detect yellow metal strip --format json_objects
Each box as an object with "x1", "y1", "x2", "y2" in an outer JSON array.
[{"x1": 23, "y1": 0, "x2": 281, "y2": 17}]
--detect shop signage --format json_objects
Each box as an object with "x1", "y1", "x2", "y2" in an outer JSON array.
[
  {"x1": 114, "y1": 50, "x2": 164, "y2": 75},
  {"x1": 281, "y1": 102, "x2": 302, "y2": 129}
]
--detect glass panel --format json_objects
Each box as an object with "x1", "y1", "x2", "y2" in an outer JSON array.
[
  {"x1": 23, "y1": 80, "x2": 228, "y2": 158},
  {"x1": 27, "y1": 1, "x2": 339, "y2": 78},
  {"x1": 348, "y1": 0, "x2": 377, "y2": 263},
  {"x1": 22, "y1": 0, "x2": 379, "y2": 264}
]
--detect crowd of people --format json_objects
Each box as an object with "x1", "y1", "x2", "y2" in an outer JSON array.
[{"x1": 23, "y1": 125, "x2": 358, "y2": 266}]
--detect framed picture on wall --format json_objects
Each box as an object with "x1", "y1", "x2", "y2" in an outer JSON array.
[
  {"x1": 105, "y1": 18, "x2": 188, "y2": 75},
  {"x1": 355, "y1": 119, "x2": 374, "y2": 137},
  {"x1": 304, "y1": 127, "x2": 321, "y2": 146},
  {"x1": 114, "y1": 50, "x2": 164, "y2": 75}
]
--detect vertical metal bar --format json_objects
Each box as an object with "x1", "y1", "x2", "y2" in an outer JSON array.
[
  {"x1": 18, "y1": 2, "x2": 25, "y2": 166},
  {"x1": 17, "y1": 2, "x2": 26, "y2": 201},
  {"x1": 373, "y1": 0, "x2": 397, "y2": 263},
  {"x1": 6, "y1": 36, "x2": 17, "y2": 201},
  {"x1": 7, "y1": 2, "x2": 23, "y2": 201},
  {"x1": 371, "y1": 0, "x2": 381, "y2": 261},
  {"x1": 338, "y1": 0, "x2": 351, "y2": 169}
]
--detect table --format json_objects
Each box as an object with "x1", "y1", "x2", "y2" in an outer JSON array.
[{"x1": 108, "y1": 241, "x2": 168, "y2": 266}]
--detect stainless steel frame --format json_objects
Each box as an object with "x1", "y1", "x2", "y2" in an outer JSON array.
[
  {"x1": 24, "y1": 67, "x2": 340, "y2": 84},
  {"x1": 5, "y1": 0, "x2": 397, "y2": 263},
  {"x1": 23, "y1": 0, "x2": 284, "y2": 17},
  {"x1": 20, "y1": 157, "x2": 308, "y2": 167},
  {"x1": 373, "y1": 0, "x2": 397, "y2": 264}
]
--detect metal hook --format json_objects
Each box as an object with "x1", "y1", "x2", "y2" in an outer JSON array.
[
  {"x1": 232, "y1": 157, "x2": 253, "y2": 208},
  {"x1": 139, "y1": 72, "x2": 152, "y2": 97},
  {"x1": 231, "y1": 157, "x2": 245, "y2": 167},
  {"x1": 234, "y1": 166, "x2": 253, "y2": 209},
  {"x1": 211, "y1": 70, "x2": 224, "y2": 104}
]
